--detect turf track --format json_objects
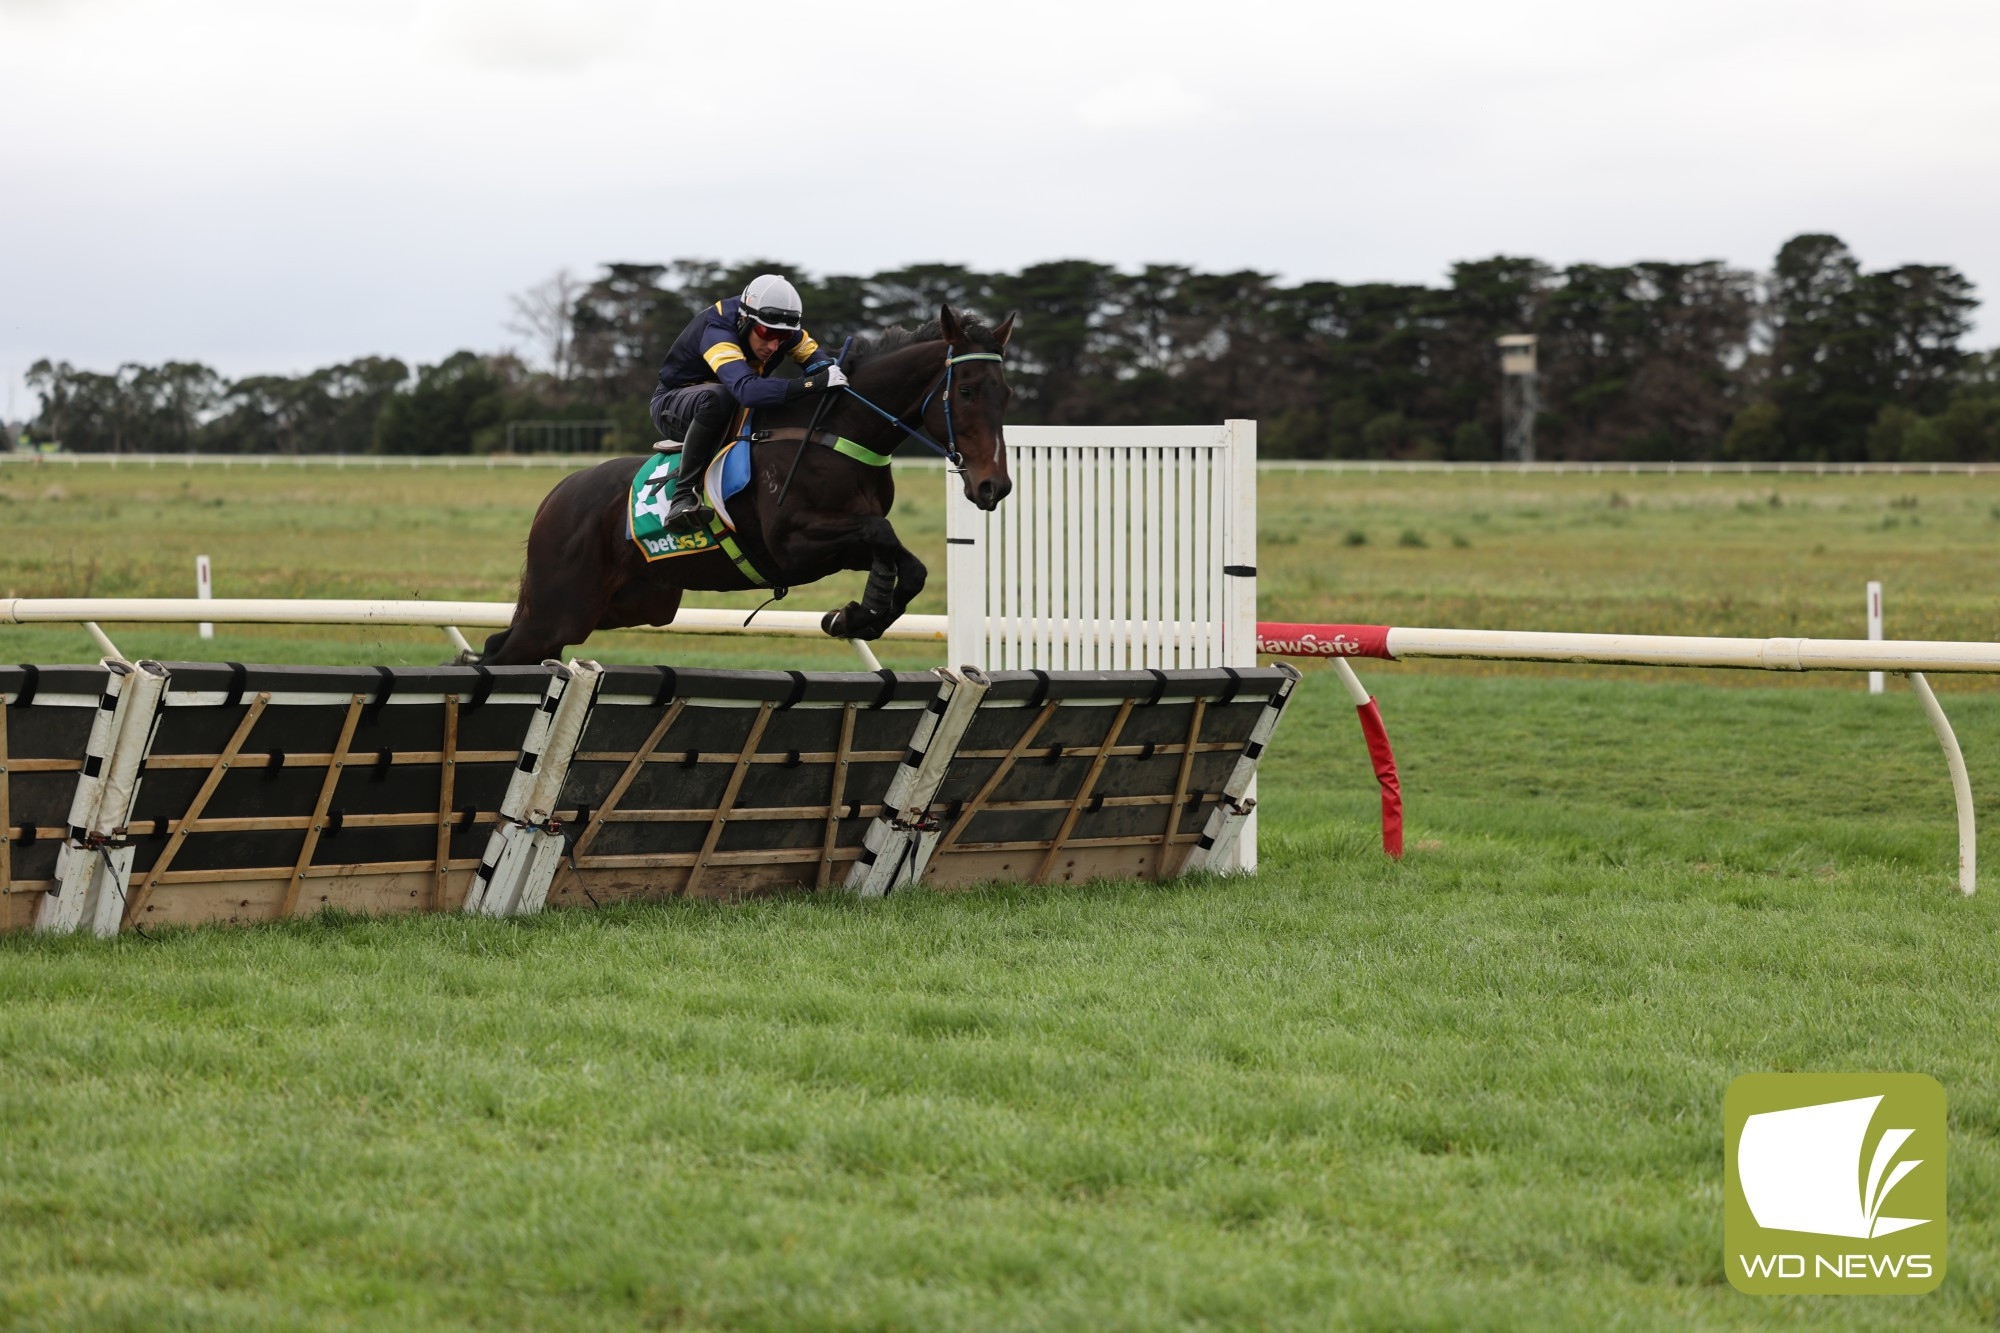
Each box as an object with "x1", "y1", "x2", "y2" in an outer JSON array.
[{"x1": 1, "y1": 465, "x2": 1996, "y2": 1326}]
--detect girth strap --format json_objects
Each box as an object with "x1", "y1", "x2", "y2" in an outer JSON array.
[{"x1": 706, "y1": 512, "x2": 785, "y2": 593}]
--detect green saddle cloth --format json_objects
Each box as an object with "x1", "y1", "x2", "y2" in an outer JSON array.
[
  {"x1": 627, "y1": 449, "x2": 772, "y2": 586},
  {"x1": 628, "y1": 450, "x2": 710, "y2": 560}
]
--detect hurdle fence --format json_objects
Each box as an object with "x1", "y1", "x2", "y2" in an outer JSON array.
[{"x1": 0, "y1": 660, "x2": 1299, "y2": 936}]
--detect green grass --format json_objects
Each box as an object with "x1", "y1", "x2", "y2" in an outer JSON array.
[{"x1": 3, "y1": 464, "x2": 1999, "y2": 1326}]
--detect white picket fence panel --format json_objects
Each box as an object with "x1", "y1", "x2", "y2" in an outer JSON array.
[{"x1": 946, "y1": 422, "x2": 1258, "y2": 673}]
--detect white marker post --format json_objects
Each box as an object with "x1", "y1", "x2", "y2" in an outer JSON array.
[
  {"x1": 1867, "y1": 581, "x2": 1883, "y2": 695},
  {"x1": 196, "y1": 555, "x2": 213, "y2": 640}
]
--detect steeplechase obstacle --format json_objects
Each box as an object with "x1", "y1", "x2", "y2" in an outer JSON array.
[{"x1": 1, "y1": 660, "x2": 1298, "y2": 935}]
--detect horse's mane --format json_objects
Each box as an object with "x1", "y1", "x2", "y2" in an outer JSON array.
[{"x1": 846, "y1": 313, "x2": 999, "y2": 370}]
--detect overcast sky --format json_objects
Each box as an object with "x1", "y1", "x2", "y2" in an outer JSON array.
[{"x1": 5, "y1": 0, "x2": 1998, "y2": 412}]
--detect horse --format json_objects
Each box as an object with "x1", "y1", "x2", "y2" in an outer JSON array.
[{"x1": 476, "y1": 304, "x2": 1015, "y2": 666}]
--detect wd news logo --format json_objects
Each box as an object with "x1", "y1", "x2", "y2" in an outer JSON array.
[{"x1": 1724, "y1": 1074, "x2": 1946, "y2": 1294}]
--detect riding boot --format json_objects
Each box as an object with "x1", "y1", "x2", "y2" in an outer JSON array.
[{"x1": 665, "y1": 418, "x2": 723, "y2": 533}]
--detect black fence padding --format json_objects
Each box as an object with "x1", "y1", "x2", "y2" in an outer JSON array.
[
  {"x1": 154, "y1": 662, "x2": 556, "y2": 699},
  {"x1": 562, "y1": 677, "x2": 931, "y2": 867},
  {"x1": 1, "y1": 664, "x2": 110, "y2": 702},
  {"x1": 593, "y1": 665, "x2": 941, "y2": 706},
  {"x1": 120, "y1": 666, "x2": 544, "y2": 883},
  {"x1": 1, "y1": 670, "x2": 112, "y2": 892},
  {"x1": 927, "y1": 673, "x2": 1273, "y2": 870},
  {"x1": 976, "y1": 667, "x2": 1292, "y2": 703}
]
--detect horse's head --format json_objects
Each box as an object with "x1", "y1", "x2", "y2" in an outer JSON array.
[{"x1": 929, "y1": 304, "x2": 1015, "y2": 511}]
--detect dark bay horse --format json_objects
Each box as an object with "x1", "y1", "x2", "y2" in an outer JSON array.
[{"x1": 477, "y1": 305, "x2": 1015, "y2": 665}]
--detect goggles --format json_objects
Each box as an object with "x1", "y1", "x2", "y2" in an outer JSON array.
[
  {"x1": 745, "y1": 306, "x2": 800, "y2": 334},
  {"x1": 749, "y1": 321, "x2": 793, "y2": 340}
]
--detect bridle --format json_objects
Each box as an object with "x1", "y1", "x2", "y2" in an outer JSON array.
[{"x1": 836, "y1": 347, "x2": 1005, "y2": 472}]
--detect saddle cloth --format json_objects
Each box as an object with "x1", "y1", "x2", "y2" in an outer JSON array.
[{"x1": 627, "y1": 440, "x2": 756, "y2": 563}]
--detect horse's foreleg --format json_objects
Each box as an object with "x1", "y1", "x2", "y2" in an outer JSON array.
[
  {"x1": 807, "y1": 515, "x2": 924, "y2": 642},
  {"x1": 886, "y1": 543, "x2": 926, "y2": 621}
]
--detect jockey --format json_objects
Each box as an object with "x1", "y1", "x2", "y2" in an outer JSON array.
[{"x1": 650, "y1": 273, "x2": 847, "y2": 532}]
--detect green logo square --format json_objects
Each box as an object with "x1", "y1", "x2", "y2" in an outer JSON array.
[{"x1": 1725, "y1": 1073, "x2": 1946, "y2": 1294}]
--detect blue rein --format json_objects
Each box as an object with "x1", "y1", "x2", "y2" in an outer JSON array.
[{"x1": 835, "y1": 350, "x2": 1004, "y2": 469}]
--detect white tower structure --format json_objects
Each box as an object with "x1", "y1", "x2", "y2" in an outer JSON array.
[{"x1": 1497, "y1": 334, "x2": 1539, "y2": 463}]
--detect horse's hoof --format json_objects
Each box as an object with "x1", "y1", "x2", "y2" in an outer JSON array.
[{"x1": 821, "y1": 608, "x2": 846, "y2": 638}]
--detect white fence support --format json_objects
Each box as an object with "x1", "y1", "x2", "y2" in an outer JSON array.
[
  {"x1": 464, "y1": 659, "x2": 603, "y2": 916},
  {"x1": 1868, "y1": 581, "x2": 1884, "y2": 695},
  {"x1": 40, "y1": 659, "x2": 170, "y2": 936},
  {"x1": 1909, "y1": 672, "x2": 1976, "y2": 896},
  {"x1": 846, "y1": 668, "x2": 992, "y2": 897},
  {"x1": 197, "y1": 556, "x2": 214, "y2": 640},
  {"x1": 1183, "y1": 666, "x2": 1300, "y2": 875}
]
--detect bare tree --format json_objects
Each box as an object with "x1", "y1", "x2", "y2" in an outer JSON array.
[{"x1": 507, "y1": 268, "x2": 584, "y2": 402}]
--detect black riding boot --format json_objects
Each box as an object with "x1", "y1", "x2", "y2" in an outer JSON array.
[{"x1": 665, "y1": 418, "x2": 723, "y2": 533}]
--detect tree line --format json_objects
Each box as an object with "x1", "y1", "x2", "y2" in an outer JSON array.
[{"x1": 17, "y1": 234, "x2": 1999, "y2": 462}]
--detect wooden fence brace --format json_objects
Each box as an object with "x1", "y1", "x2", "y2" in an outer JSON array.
[
  {"x1": 1034, "y1": 697, "x2": 1136, "y2": 883},
  {"x1": 432, "y1": 693, "x2": 458, "y2": 911},
  {"x1": 682, "y1": 702, "x2": 777, "y2": 898},
  {"x1": 844, "y1": 667, "x2": 992, "y2": 897},
  {"x1": 280, "y1": 694, "x2": 364, "y2": 919},
  {"x1": 40, "y1": 659, "x2": 171, "y2": 936},
  {"x1": 568, "y1": 699, "x2": 689, "y2": 863},
  {"x1": 1182, "y1": 664, "x2": 1300, "y2": 875},
  {"x1": 926, "y1": 699, "x2": 1061, "y2": 863},
  {"x1": 1157, "y1": 698, "x2": 1207, "y2": 877},
  {"x1": 817, "y1": 704, "x2": 857, "y2": 888},
  {"x1": 123, "y1": 692, "x2": 270, "y2": 925},
  {"x1": 465, "y1": 659, "x2": 603, "y2": 917}
]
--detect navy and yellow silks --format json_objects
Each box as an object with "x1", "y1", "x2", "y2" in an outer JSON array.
[{"x1": 654, "y1": 298, "x2": 830, "y2": 409}]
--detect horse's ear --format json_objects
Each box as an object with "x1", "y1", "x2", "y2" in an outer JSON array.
[
  {"x1": 992, "y1": 310, "x2": 1017, "y2": 350},
  {"x1": 939, "y1": 303, "x2": 965, "y2": 345}
]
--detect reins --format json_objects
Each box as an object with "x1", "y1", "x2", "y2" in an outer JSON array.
[
  {"x1": 835, "y1": 348, "x2": 1005, "y2": 471},
  {"x1": 765, "y1": 339, "x2": 1004, "y2": 509},
  {"x1": 773, "y1": 335, "x2": 853, "y2": 509}
]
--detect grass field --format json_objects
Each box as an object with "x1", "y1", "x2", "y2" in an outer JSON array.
[
  {"x1": 3, "y1": 461, "x2": 1998, "y2": 1328},
  {"x1": 5, "y1": 458, "x2": 1999, "y2": 669}
]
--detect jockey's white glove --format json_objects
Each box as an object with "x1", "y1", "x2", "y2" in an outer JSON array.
[{"x1": 825, "y1": 365, "x2": 850, "y2": 390}]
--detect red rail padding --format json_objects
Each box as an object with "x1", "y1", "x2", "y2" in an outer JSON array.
[
  {"x1": 1256, "y1": 623, "x2": 1395, "y2": 660},
  {"x1": 1354, "y1": 697, "x2": 1404, "y2": 859}
]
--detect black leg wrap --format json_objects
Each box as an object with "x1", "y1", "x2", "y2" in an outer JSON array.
[{"x1": 862, "y1": 562, "x2": 897, "y2": 617}]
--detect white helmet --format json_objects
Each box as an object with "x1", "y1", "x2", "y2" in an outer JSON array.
[{"x1": 739, "y1": 273, "x2": 804, "y2": 332}]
